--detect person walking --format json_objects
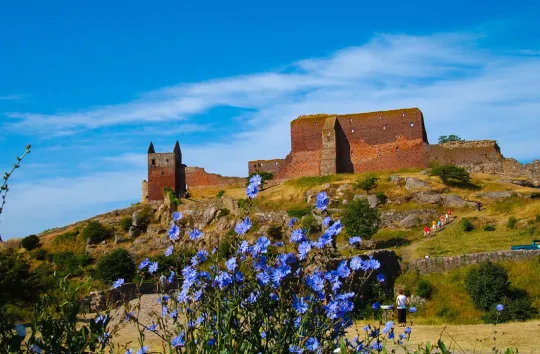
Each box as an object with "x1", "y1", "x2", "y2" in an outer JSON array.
[
  {"x1": 476, "y1": 201, "x2": 482, "y2": 212},
  {"x1": 396, "y1": 289, "x2": 410, "y2": 327},
  {"x1": 432, "y1": 220, "x2": 437, "y2": 233}
]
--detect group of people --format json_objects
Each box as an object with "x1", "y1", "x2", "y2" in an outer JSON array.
[{"x1": 423, "y1": 209, "x2": 452, "y2": 237}]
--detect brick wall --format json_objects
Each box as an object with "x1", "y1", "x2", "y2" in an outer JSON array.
[
  {"x1": 248, "y1": 159, "x2": 286, "y2": 176},
  {"x1": 425, "y1": 140, "x2": 503, "y2": 166},
  {"x1": 185, "y1": 167, "x2": 245, "y2": 189},
  {"x1": 405, "y1": 250, "x2": 540, "y2": 274},
  {"x1": 147, "y1": 152, "x2": 177, "y2": 201}
]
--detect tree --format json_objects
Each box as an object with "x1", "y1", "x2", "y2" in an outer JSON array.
[
  {"x1": 355, "y1": 174, "x2": 379, "y2": 194},
  {"x1": 430, "y1": 164, "x2": 471, "y2": 184},
  {"x1": 246, "y1": 172, "x2": 274, "y2": 190},
  {"x1": 95, "y1": 249, "x2": 136, "y2": 284},
  {"x1": 81, "y1": 221, "x2": 112, "y2": 244},
  {"x1": 341, "y1": 199, "x2": 380, "y2": 240},
  {"x1": 21, "y1": 234, "x2": 40, "y2": 251},
  {"x1": 466, "y1": 261, "x2": 508, "y2": 311},
  {"x1": 438, "y1": 135, "x2": 464, "y2": 144}
]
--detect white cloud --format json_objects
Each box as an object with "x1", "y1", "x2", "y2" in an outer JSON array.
[
  {"x1": 2, "y1": 30, "x2": 540, "y2": 238},
  {"x1": 0, "y1": 94, "x2": 26, "y2": 101}
]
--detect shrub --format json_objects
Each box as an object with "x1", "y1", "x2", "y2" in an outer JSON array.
[
  {"x1": 237, "y1": 199, "x2": 247, "y2": 209},
  {"x1": 375, "y1": 192, "x2": 387, "y2": 206},
  {"x1": 341, "y1": 198, "x2": 380, "y2": 240},
  {"x1": 21, "y1": 235, "x2": 40, "y2": 251},
  {"x1": 52, "y1": 252, "x2": 84, "y2": 277},
  {"x1": 216, "y1": 190, "x2": 225, "y2": 198},
  {"x1": 537, "y1": 214, "x2": 540, "y2": 223},
  {"x1": 431, "y1": 164, "x2": 471, "y2": 184},
  {"x1": 217, "y1": 234, "x2": 233, "y2": 259},
  {"x1": 287, "y1": 205, "x2": 312, "y2": 218},
  {"x1": 483, "y1": 224, "x2": 496, "y2": 232},
  {"x1": 52, "y1": 231, "x2": 79, "y2": 246},
  {"x1": 119, "y1": 216, "x2": 133, "y2": 232},
  {"x1": 466, "y1": 261, "x2": 509, "y2": 311},
  {"x1": 461, "y1": 218, "x2": 474, "y2": 232},
  {"x1": 217, "y1": 208, "x2": 230, "y2": 218},
  {"x1": 530, "y1": 192, "x2": 540, "y2": 199},
  {"x1": 31, "y1": 248, "x2": 48, "y2": 261},
  {"x1": 135, "y1": 206, "x2": 154, "y2": 231},
  {"x1": 95, "y1": 249, "x2": 136, "y2": 284},
  {"x1": 301, "y1": 215, "x2": 321, "y2": 234},
  {"x1": 483, "y1": 295, "x2": 536, "y2": 323},
  {"x1": 438, "y1": 135, "x2": 464, "y2": 144},
  {"x1": 81, "y1": 221, "x2": 112, "y2": 244},
  {"x1": 507, "y1": 216, "x2": 517, "y2": 230},
  {"x1": 416, "y1": 279, "x2": 434, "y2": 299},
  {"x1": 355, "y1": 174, "x2": 379, "y2": 194},
  {"x1": 266, "y1": 224, "x2": 283, "y2": 240}
]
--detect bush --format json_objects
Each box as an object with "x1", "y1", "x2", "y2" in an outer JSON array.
[
  {"x1": 461, "y1": 218, "x2": 474, "y2": 232},
  {"x1": 237, "y1": 199, "x2": 247, "y2": 209},
  {"x1": 530, "y1": 192, "x2": 540, "y2": 199},
  {"x1": 52, "y1": 252, "x2": 85, "y2": 277},
  {"x1": 52, "y1": 231, "x2": 79, "y2": 246},
  {"x1": 217, "y1": 234, "x2": 233, "y2": 259},
  {"x1": 483, "y1": 224, "x2": 496, "y2": 232},
  {"x1": 507, "y1": 216, "x2": 517, "y2": 230},
  {"x1": 466, "y1": 261, "x2": 509, "y2": 311},
  {"x1": 430, "y1": 164, "x2": 471, "y2": 184},
  {"x1": 216, "y1": 190, "x2": 225, "y2": 198},
  {"x1": 95, "y1": 249, "x2": 136, "y2": 284},
  {"x1": 355, "y1": 174, "x2": 379, "y2": 194},
  {"x1": 375, "y1": 192, "x2": 387, "y2": 206},
  {"x1": 287, "y1": 205, "x2": 312, "y2": 218},
  {"x1": 21, "y1": 235, "x2": 40, "y2": 251},
  {"x1": 81, "y1": 221, "x2": 112, "y2": 244},
  {"x1": 416, "y1": 279, "x2": 434, "y2": 299},
  {"x1": 341, "y1": 199, "x2": 380, "y2": 240},
  {"x1": 483, "y1": 295, "x2": 536, "y2": 323},
  {"x1": 135, "y1": 206, "x2": 154, "y2": 231},
  {"x1": 301, "y1": 215, "x2": 321, "y2": 234},
  {"x1": 31, "y1": 248, "x2": 48, "y2": 261},
  {"x1": 266, "y1": 224, "x2": 283, "y2": 240},
  {"x1": 119, "y1": 216, "x2": 133, "y2": 232},
  {"x1": 438, "y1": 135, "x2": 464, "y2": 144}
]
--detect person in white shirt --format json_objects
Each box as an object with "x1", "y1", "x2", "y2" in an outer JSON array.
[{"x1": 396, "y1": 289, "x2": 410, "y2": 326}]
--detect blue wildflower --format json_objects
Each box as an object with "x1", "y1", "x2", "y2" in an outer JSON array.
[
  {"x1": 237, "y1": 240, "x2": 249, "y2": 254},
  {"x1": 172, "y1": 211, "x2": 182, "y2": 221},
  {"x1": 138, "y1": 258, "x2": 150, "y2": 270},
  {"x1": 404, "y1": 327, "x2": 412, "y2": 334},
  {"x1": 113, "y1": 278, "x2": 125, "y2": 289},
  {"x1": 226, "y1": 257, "x2": 237, "y2": 272},
  {"x1": 208, "y1": 338, "x2": 216, "y2": 346},
  {"x1": 377, "y1": 273, "x2": 385, "y2": 283},
  {"x1": 350, "y1": 256, "x2": 362, "y2": 270},
  {"x1": 298, "y1": 241, "x2": 312, "y2": 260},
  {"x1": 289, "y1": 345, "x2": 304, "y2": 353},
  {"x1": 293, "y1": 296, "x2": 309, "y2": 314},
  {"x1": 349, "y1": 236, "x2": 362, "y2": 245},
  {"x1": 171, "y1": 333, "x2": 185, "y2": 348},
  {"x1": 326, "y1": 219, "x2": 342, "y2": 236},
  {"x1": 245, "y1": 292, "x2": 259, "y2": 304},
  {"x1": 148, "y1": 262, "x2": 158, "y2": 274},
  {"x1": 15, "y1": 324, "x2": 26, "y2": 337},
  {"x1": 215, "y1": 272, "x2": 232, "y2": 289},
  {"x1": 270, "y1": 293, "x2": 279, "y2": 301},
  {"x1": 136, "y1": 347, "x2": 149, "y2": 354},
  {"x1": 290, "y1": 228, "x2": 306, "y2": 243},
  {"x1": 164, "y1": 246, "x2": 173, "y2": 257},
  {"x1": 257, "y1": 271, "x2": 270, "y2": 285},
  {"x1": 306, "y1": 273, "x2": 325, "y2": 292},
  {"x1": 372, "y1": 302, "x2": 381, "y2": 310},
  {"x1": 169, "y1": 309, "x2": 178, "y2": 319},
  {"x1": 371, "y1": 341, "x2": 383, "y2": 351},
  {"x1": 275, "y1": 241, "x2": 284, "y2": 247},
  {"x1": 271, "y1": 264, "x2": 291, "y2": 284},
  {"x1": 322, "y1": 216, "x2": 332, "y2": 228},
  {"x1": 316, "y1": 231, "x2": 333, "y2": 249},
  {"x1": 30, "y1": 344, "x2": 42, "y2": 353},
  {"x1": 168, "y1": 224, "x2": 180, "y2": 241},
  {"x1": 235, "y1": 217, "x2": 252, "y2": 235},
  {"x1": 261, "y1": 331, "x2": 266, "y2": 338},
  {"x1": 235, "y1": 271, "x2": 244, "y2": 282},
  {"x1": 251, "y1": 236, "x2": 270, "y2": 256},
  {"x1": 182, "y1": 266, "x2": 198, "y2": 285},
  {"x1": 95, "y1": 315, "x2": 107, "y2": 325},
  {"x1": 288, "y1": 217, "x2": 297, "y2": 227},
  {"x1": 168, "y1": 271, "x2": 175, "y2": 284},
  {"x1": 336, "y1": 261, "x2": 351, "y2": 278},
  {"x1": 305, "y1": 337, "x2": 319, "y2": 351},
  {"x1": 246, "y1": 183, "x2": 258, "y2": 199},
  {"x1": 496, "y1": 304, "x2": 504, "y2": 312},
  {"x1": 162, "y1": 306, "x2": 168, "y2": 317},
  {"x1": 124, "y1": 311, "x2": 135, "y2": 322},
  {"x1": 189, "y1": 229, "x2": 203, "y2": 240},
  {"x1": 147, "y1": 323, "x2": 157, "y2": 331},
  {"x1": 366, "y1": 256, "x2": 381, "y2": 270},
  {"x1": 250, "y1": 174, "x2": 262, "y2": 186},
  {"x1": 315, "y1": 191, "x2": 329, "y2": 211},
  {"x1": 409, "y1": 306, "x2": 417, "y2": 313}
]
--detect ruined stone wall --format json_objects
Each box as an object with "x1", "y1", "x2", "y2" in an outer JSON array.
[
  {"x1": 185, "y1": 167, "x2": 245, "y2": 189},
  {"x1": 336, "y1": 108, "x2": 428, "y2": 173},
  {"x1": 425, "y1": 140, "x2": 503, "y2": 166},
  {"x1": 405, "y1": 250, "x2": 540, "y2": 274},
  {"x1": 141, "y1": 180, "x2": 148, "y2": 204},
  {"x1": 248, "y1": 159, "x2": 286, "y2": 176},
  {"x1": 148, "y1": 152, "x2": 177, "y2": 201}
]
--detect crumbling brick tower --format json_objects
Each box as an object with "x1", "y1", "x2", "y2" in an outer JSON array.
[{"x1": 146, "y1": 141, "x2": 186, "y2": 202}]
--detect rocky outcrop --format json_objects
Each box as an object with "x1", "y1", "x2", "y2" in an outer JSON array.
[
  {"x1": 381, "y1": 209, "x2": 439, "y2": 228},
  {"x1": 476, "y1": 191, "x2": 513, "y2": 200},
  {"x1": 389, "y1": 175, "x2": 403, "y2": 185},
  {"x1": 353, "y1": 194, "x2": 378, "y2": 208},
  {"x1": 405, "y1": 177, "x2": 430, "y2": 190},
  {"x1": 441, "y1": 194, "x2": 476, "y2": 208}
]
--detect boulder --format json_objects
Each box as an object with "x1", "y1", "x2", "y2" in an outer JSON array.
[
  {"x1": 381, "y1": 209, "x2": 438, "y2": 228},
  {"x1": 500, "y1": 179, "x2": 538, "y2": 188},
  {"x1": 353, "y1": 194, "x2": 378, "y2": 208},
  {"x1": 221, "y1": 197, "x2": 239, "y2": 215},
  {"x1": 478, "y1": 191, "x2": 513, "y2": 200},
  {"x1": 114, "y1": 233, "x2": 129, "y2": 244},
  {"x1": 414, "y1": 191, "x2": 442, "y2": 205},
  {"x1": 399, "y1": 215, "x2": 421, "y2": 228},
  {"x1": 129, "y1": 225, "x2": 141, "y2": 238},
  {"x1": 146, "y1": 224, "x2": 167, "y2": 238},
  {"x1": 202, "y1": 206, "x2": 218, "y2": 225},
  {"x1": 405, "y1": 177, "x2": 430, "y2": 190},
  {"x1": 306, "y1": 194, "x2": 316, "y2": 204},
  {"x1": 132, "y1": 210, "x2": 145, "y2": 227},
  {"x1": 389, "y1": 175, "x2": 403, "y2": 185},
  {"x1": 419, "y1": 169, "x2": 430, "y2": 175},
  {"x1": 441, "y1": 194, "x2": 476, "y2": 208}
]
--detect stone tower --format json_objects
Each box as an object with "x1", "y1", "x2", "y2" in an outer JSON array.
[{"x1": 145, "y1": 141, "x2": 186, "y2": 202}]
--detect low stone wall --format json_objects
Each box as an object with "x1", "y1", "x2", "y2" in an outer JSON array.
[{"x1": 405, "y1": 250, "x2": 540, "y2": 274}]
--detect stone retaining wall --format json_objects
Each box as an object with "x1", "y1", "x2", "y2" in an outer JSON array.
[{"x1": 405, "y1": 250, "x2": 540, "y2": 274}]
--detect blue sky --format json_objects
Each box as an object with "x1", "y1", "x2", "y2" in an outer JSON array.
[{"x1": 1, "y1": 0, "x2": 539, "y2": 238}]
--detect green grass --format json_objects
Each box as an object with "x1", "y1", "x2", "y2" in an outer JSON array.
[
  {"x1": 396, "y1": 257, "x2": 540, "y2": 325},
  {"x1": 285, "y1": 174, "x2": 349, "y2": 189},
  {"x1": 412, "y1": 218, "x2": 538, "y2": 259}
]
